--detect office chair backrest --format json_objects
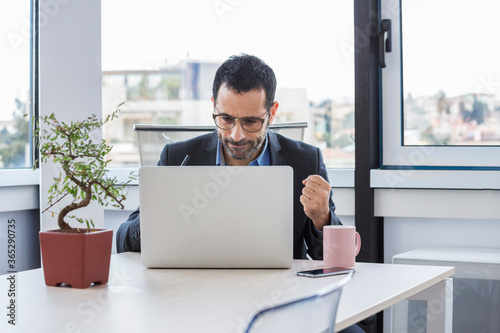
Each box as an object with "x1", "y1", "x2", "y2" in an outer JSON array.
[
  {"x1": 245, "y1": 270, "x2": 353, "y2": 333},
  {"x1": 134, "y1": 122, "x2": 307, "y2": 166}
]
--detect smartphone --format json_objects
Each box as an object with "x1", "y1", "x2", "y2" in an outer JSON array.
[{"x1": 296, "y1": 267, "x2": 355, "y2": 278}]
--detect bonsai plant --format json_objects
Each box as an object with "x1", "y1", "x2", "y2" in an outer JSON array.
[{"x1": 34, "y1": 104, "x2": 135, "y2": 288}]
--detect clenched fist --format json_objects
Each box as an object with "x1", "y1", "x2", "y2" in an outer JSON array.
[{"x1": 300, "y1": 175, "x2": 331, "y2": 230}]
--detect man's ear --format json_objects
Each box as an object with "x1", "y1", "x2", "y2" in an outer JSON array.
[
  {"x1": 268, "y1": 101, "x2": 279, "y2": 125},
  {"x1": 211, "y1": 96, "x2": 215, "y2": 108}
]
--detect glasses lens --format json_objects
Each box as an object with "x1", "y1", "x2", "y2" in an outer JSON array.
[
  {"x1": 213, "y1": 109, "x2": 268, "y2": 132},
  {"x1": 241, "y1": 118, "x2": 262, "y2": 132},
  {"x1": 215, "y1": 115, "x2": 235, "y2": 130}
]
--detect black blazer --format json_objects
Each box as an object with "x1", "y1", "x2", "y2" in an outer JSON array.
[{"x1": 116, "y1": 130, "x2": 341, "y2": 259}]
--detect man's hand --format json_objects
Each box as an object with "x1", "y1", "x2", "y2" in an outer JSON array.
[{"x1": 300, "y1": 175, "x2": 331, "y2": 231}]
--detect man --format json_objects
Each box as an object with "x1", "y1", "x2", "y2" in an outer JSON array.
[
  {"x1": 117, "y1": 54, "x2": 340, "y2": 259},
  {"x1": 117, "y1": 54, "x2": 368, "y2": 332}
]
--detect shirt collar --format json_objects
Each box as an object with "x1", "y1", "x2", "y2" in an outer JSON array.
[{"x1": 216, "y1": 134, "x2": 270, "y2": 166}]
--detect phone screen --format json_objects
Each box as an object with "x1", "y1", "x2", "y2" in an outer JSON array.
[{"x1": 296, "y1": 267, "x2": 355, "y2": 278}]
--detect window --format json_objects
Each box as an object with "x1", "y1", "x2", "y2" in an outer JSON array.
[
  {"x1": 102, "y1": 0, "x2": 355, "y2": 168},
  {"x1": 381, "y1": 0, "x2": 500, "y2": 168},
  {"x1": 0, "y1": 0, "x2": 33, "y2": 169}
]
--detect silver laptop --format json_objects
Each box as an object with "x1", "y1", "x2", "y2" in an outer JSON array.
[{"x1": 139, "y1": 166, "x2": 293, "y2": 268}]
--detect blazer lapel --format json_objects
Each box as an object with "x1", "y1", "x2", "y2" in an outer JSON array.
[
  {"x1": 199, "y1": 131, "x2": 218, "y2": 166},
  {"x1": 268, "y1": 131, "x2": 288, "y2": 166}
]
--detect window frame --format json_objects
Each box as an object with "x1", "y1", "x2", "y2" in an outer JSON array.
[
  {"x1": 31, "y1": 0, "x2": 39, "y2": 168},
  {"x1": 381, "y1": 0, "x2": 500, "y2": 169}
]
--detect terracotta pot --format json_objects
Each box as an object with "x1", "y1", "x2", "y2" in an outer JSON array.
[{"x1": 39, "y1": 229, "x2": 113, "y2": 289}]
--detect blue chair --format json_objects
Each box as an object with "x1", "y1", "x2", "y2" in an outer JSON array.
[{"x1": 245, "y1": 270, "x2": 354, "y2": 333}]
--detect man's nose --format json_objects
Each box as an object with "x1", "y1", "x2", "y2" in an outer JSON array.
[{"x1": 230, "y1": 120, "x2": 246, "y2": 142}]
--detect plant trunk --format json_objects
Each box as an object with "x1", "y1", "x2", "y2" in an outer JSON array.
[
  {"x1": 57, "y1": 187, "x2": 92, "y2": 231},
  {"x1": 57, "y1": 207, "x2": 74, "y2": 231}
]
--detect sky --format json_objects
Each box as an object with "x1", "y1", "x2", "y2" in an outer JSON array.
[
  {"x1": 401, "y1": 0, "x2": 500, "y2": 98},
  {"x1": 101, "y1": 0, "x2": 356, "y2": 103}
]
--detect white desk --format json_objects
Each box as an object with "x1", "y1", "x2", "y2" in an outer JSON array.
[{"x1": 1, "y1": 253, "x2": 454, "y2": 333}]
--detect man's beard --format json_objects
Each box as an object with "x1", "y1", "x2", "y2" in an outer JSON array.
[{"x1": 220, "y1": 131, "x2": 267, "y2": 160}]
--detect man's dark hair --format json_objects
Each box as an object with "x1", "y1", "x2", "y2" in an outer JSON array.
[{"x1": 212, "y1": 54, "x2": 277, "y2": 109}]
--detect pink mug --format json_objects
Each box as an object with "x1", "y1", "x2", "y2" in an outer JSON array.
[{"x1": 323, "y1": 225, "x2": 361, "y2": 268}]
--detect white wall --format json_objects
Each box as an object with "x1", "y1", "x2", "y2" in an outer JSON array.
[
  {"x1": 38, "y1": 0, "x2": 104, "y2": 231},
  {"x1": 384, "y1": 217, "x2": 500, "y2": 264},
  {"x1": 373, "y1": 170, "x2": 500, "y2": 263}
]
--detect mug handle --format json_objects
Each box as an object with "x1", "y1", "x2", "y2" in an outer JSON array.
[{"x1": 354, "y1": 232, "x2": 361, "y2": 256}]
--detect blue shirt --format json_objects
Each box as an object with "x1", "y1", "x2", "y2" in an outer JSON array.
[{"x1": 216, "y1": 134, "x2": 270, "y2": 166}]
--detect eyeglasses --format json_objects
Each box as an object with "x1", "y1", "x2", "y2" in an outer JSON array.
[{"x1": 212, "y1": 106, "x2": 270, "y2": 133}]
